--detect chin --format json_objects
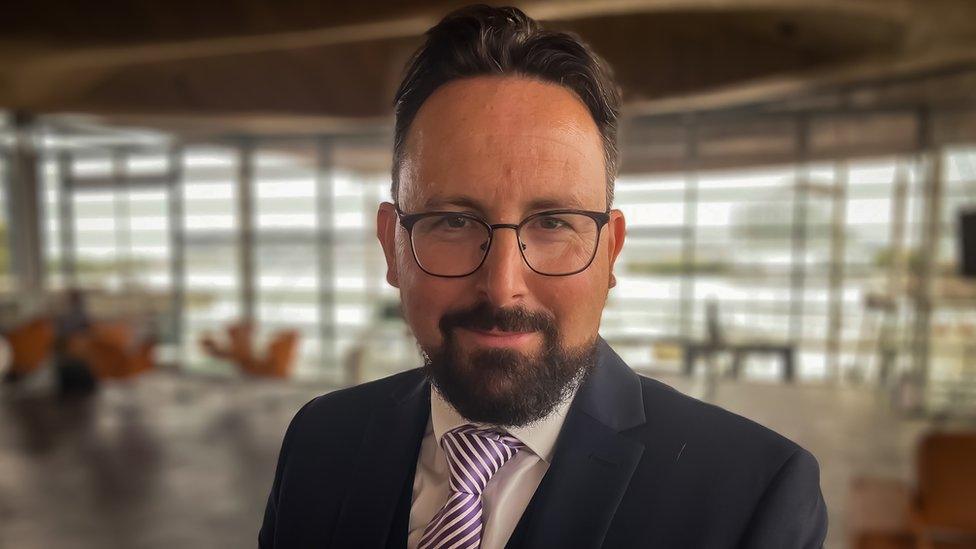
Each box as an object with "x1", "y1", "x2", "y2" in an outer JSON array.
[{"x1": 422, "y1": 339, "x2": 596, "y2": 428}]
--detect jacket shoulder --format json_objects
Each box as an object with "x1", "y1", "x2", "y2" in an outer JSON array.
[
  {"x1": 302, "y1": 368, "x2": 423, "y2": 414},
  {"x1": 606, "y1": 374, "x2": 826, "y2": 547},
  {"x1": 284, "y1": 368, "x2": 426, "y2": 444},
  {"x1": 634, "y1": 375, "x2": 809, "y2": 469}
]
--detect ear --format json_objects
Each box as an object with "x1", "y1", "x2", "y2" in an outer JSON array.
[
  {"x1": 606, "y1": 209, "x2": 626, "y2": 288},
  {"x1": 376, "y1": 202, "x2": 400, "y2": 288}
]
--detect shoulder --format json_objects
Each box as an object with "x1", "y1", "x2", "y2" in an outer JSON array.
[
  {"x1": 282, "y1": 368, "x2": 426, "y2": 448},
  {"x1": 299, "y1": 368, "x2": 424, "y2": 416},
  {"x1": 619, "y1": 374, "x2": 825, "y2": 534},
  {"x1": 605, "y1": 374, "x2": 826, "y2": 545},
  {"x1": 631, "y1": 374, "x2": 815, "y2": 479}
]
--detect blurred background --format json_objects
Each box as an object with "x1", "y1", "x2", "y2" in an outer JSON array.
[{"x1": 1, "y1": 1, "x2": 975, "y2": 547}]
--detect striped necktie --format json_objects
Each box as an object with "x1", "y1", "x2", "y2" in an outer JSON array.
[{"x1": 418, "y1": 424, "x2": 525, "y2": 549}]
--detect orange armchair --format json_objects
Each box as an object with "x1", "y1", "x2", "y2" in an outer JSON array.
[
  {"x1": 72, "y1": 321, "x2": 155, "y2": 380},
  {"x1": 5, "y1": 318, "x2": 55, "y2": 376},
  {"x1": 909, "y1": 432, "x2": 976, "y2": 548},
  {"x1": 848, "y1": 431, "x2": 976, "y2": 549},
  {"x1": 199, "y1": 322, "x2": 299, "y2": 379}
]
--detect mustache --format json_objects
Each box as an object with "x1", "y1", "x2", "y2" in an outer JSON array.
[{"x1": 439, "y1": 301, "x2": 555, "y2": 335}]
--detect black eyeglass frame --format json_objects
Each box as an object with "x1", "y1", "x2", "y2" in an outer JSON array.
[{"x1": 393, "y1": 203, "x2": 612, "y2": 278}]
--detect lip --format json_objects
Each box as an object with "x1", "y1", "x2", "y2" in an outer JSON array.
[{"x1": 456, "y1": 327, "x2": 538, "y2": 348}]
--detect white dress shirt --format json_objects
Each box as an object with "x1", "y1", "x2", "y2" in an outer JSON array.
[{"x1": 407, "y1": 386, "x2": 576, "y2": 549}]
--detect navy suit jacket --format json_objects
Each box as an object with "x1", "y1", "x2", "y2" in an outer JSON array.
[{"x1": 259, "y1": 337, "x2": 827, "y2": 548}]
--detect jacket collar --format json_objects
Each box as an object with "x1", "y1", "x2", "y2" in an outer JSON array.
[
  {"x1": 506, "y1": 336, "x2": 647, "y2": 548},
  {"x1": 329, "y1": 371, "x2": 430, "y2": 548},
  {"x1": 574, "y1": 336, "x2": 647, "y2": 431}
]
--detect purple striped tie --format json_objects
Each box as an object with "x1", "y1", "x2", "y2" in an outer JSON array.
[{"x1": 418, "y1": 424, "x2": 525, "y2": 549}]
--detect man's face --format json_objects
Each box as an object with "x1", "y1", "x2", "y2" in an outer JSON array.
[{"x1": 377, "y1": 76, "x2": 626, "y2": 425}]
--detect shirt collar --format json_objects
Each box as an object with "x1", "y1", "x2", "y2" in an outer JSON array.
[{"x1": 430, "y1": 383, "x2": 577, "y2": 464}]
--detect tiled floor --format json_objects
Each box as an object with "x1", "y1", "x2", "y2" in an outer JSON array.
[{"x1": 0, "y1": 368, "x2": 947, "y2": 548}]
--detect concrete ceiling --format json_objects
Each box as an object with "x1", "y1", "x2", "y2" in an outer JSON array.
[{"x1": 3, "y1": 0, "x2": 975, "y2": 133}]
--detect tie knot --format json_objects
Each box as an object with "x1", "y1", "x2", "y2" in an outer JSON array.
[{"x1": 440, "y1": 424, "x2": 525, "y2": 495}]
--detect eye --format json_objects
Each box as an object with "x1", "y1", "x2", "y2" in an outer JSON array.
[
  {"x1": 538, "y1": 216, "x2": 567, "y2": 230},
  {"x1": 445, "y1": 215, "x2": 468, "y2": 229}
]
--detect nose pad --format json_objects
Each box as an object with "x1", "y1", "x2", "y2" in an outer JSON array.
[{"x1": 479, "y1": 239, "x2": 527, "y2": 253}]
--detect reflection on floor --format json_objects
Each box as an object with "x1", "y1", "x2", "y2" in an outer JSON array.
[{"x1": 0, "y1": 370, "x2": 938, "y2": 548}]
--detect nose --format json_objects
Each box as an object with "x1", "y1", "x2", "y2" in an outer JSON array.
[{"x1": 475, "y1": 227, "x2": 530, "y2": 308}]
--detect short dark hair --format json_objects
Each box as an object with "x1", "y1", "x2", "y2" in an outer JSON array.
[{"x1": 391, "y1": 4, "x2": 622, "y2": 207}]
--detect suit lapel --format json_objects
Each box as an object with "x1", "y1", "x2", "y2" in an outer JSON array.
[
  {"x1": 330, "y1": 372, "x2": 430, "y2": 548},
  {"x1": 509, "y1": 337, "x2": 646, "y2": 548}
]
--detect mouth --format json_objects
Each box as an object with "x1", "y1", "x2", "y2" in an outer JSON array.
[{"x1": 455, "y1": 327, "x2": 539, "y2": 348}]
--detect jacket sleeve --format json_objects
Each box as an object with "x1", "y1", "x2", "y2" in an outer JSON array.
[
  {"x1": 258, "y1": 398, "x2": 316, "y2": 549},
  {"x1": 736, "y1": 448, "x2": 829, "y2": 549}
]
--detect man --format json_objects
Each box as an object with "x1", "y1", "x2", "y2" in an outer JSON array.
[{"x1": 259, "y1": 5, "x2": 827, "y2": 548}]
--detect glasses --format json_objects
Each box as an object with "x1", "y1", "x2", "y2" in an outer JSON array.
[{"x1": 394, "y1": 204, "x2": 611, "y2": 277}]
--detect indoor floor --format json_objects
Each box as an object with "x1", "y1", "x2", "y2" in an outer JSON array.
[{"x1": 0, "y1": 369, "x2": 936, "y2": 548}]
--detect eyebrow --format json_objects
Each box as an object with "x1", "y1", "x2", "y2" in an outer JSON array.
[
  {"x1": 526, "y1": 197, "x2": 588, "y2": 210},
  {"x1": 420, "y1": 194, "x2": 589, "y2": 212},
  {"x1": 421, "y1": 195, "x2": 483, "y2": 211}
]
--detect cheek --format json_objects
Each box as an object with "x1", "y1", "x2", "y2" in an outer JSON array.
[
  {"x1": 535, "y1": 272, "x2": 607, "y2": 341},
  {"x1": 398, "y1": 270, "x2": 469, "y2": 346}
]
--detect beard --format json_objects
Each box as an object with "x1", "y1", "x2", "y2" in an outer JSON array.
[{"x1": 420, "y1": 300, "x2": 598, "y2": 427}]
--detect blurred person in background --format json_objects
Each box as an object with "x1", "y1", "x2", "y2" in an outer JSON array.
[
  {"x1": 260, "y1": 5, "x2": 827, "y2": 548},
  {"x1": 53, "y1": 288, "x2": 96, "y2": 397}
]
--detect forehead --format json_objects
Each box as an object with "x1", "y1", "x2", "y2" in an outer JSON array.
[{"x1": 398, "y1": 76, "x2": 606, "y2": 213}]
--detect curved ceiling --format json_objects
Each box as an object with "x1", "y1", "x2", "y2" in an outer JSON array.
[{"x1": 1, "y1": 0, "x2": 973, "y2": 127}]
